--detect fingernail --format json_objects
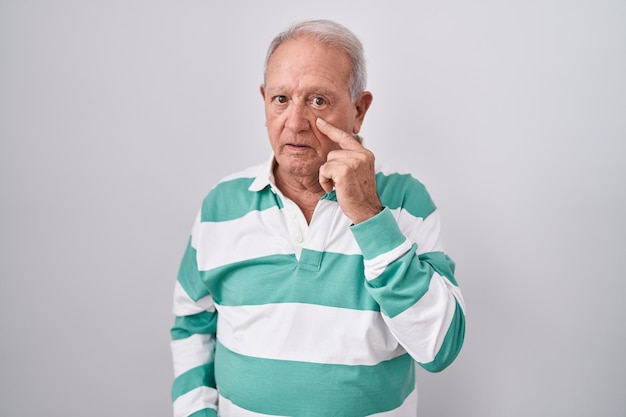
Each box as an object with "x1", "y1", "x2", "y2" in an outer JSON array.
[{"x1": 316, "y1": 118, "x2": 326, "y2": 126}]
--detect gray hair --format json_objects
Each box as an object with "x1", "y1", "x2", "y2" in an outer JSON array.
[{"x1": 263, "y1": 20, "x2": 367, "y2": 100}]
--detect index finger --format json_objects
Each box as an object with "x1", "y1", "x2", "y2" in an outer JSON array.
[{"x1": 316, "y1": 117, "x2": 363, "y2": 150}]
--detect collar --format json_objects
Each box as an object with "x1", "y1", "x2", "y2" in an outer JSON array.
[
  {"x1": 248, "y1": 155, "x2": 278, "y2": 193},
  {"x1": 248, "y1": 155, "x2": 337, "y2": 202}
]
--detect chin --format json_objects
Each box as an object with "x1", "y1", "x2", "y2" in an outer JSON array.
[{"x1": 280, "y1": 158, "x2": 322, "y2": 178}]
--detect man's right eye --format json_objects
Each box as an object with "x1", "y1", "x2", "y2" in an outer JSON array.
[{"x1": 273, "y1": 95, "x2": 287, "y2": 104}]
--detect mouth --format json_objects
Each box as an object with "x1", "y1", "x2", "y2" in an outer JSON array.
[{"x1": 284, "y1": 143, "x2": 311, "y2": 151}]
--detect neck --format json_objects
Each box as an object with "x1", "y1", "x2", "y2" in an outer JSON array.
[{"x1": 273, "y1": 164, "x2": 325, "y2": 223}]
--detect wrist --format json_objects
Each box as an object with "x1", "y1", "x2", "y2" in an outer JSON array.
[{"x1": 351, "y1": 204, "x2": 384, "y2": 225}]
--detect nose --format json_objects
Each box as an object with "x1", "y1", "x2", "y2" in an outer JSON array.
[{"x1": 284, "y1": 101, "x2": 312, "y2": 133}]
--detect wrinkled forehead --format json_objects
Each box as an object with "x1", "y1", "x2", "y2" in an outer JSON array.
[{"x1": 265, "y1": 37, "x2": 352, "y2": 91}]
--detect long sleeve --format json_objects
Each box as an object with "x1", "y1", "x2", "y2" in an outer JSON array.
[
  {"x1": 170, "y1": 213, "x2": 219, "y2": 417},
  {"x1": 351, "y1": 203, "x2": 466, "y2": 372}
]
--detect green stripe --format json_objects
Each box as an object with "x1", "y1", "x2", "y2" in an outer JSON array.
[
  {"x1": 365, "y1": 244, "x2": 433, "y2": 318},
  {"x1": 420, "y1": 300, "x2": 466, "y2": 372},
  {"x1": 170, "y1": 311, "x2": 217, "y2": 341},
  {"x1": 376, "y1": 172, "x2": 436, "y2": 219},
  {"x1": 172, "y1": 364, "x2": 216, "y2": 401},
  {"x1": 321, "y1": 190, "x2": 337, "y2": 202},
  {"x1": 350, "y1": 208, "x2": 407, "y2": 259},
  {"x1": 198, "y1": 171, "x2": 434, "y2": 224},
  {"x1": 421, "y1": 251, "x2": 458, "y2": 286},
  {"x1": 214, "y1": 341, "x2": 415, "y2": 417},
  {"x1": 201, "y1": 252, "x2": 379, "y2": 311},
  {"x1": 201, "y1": 178, "x2": 282, "y2": 222},
  {"x1": 366, "y1": 250, "x2": 458, "y2": 318},
  {"x1": 178, "y1": 238, "x2": 210, "y2": 302}
]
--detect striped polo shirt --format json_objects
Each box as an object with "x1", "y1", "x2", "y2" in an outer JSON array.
[{"x1": 171, "y1": 159, "x2": 465, "y2": 417}]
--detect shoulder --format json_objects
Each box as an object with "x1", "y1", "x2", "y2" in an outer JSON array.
[
  {"x1": 374, "y1": 163, "x2": 437, "y2": 219},
  {"x1": 214, "y1": 162, "x2": 267, "y2": 186},
  {"x1": 200, "y1": 162, "x2": 273, "y2": 222}
]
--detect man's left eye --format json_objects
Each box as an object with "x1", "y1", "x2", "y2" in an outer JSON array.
[{"x1": 312, "y1": 97, "x2": 327, "y2": 107}]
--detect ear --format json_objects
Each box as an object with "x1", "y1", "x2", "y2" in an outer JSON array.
[
  {"x1": 260, "y1": 84, "x2": 266, "y2": 100},
  {"x1": 352, "y1": 91, "x2": 373, "y2": 134}
]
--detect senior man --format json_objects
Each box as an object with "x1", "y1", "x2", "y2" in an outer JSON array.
[{"x1": 170, "y1": 19, "x2": 466, "y2": 417}]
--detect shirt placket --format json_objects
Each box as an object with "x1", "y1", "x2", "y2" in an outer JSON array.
[{"x1": 282, "y1": 198, "x2": 309, "y2": 260}]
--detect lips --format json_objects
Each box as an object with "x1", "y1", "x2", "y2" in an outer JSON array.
[{"x1": 284, "y1": 143, "x2": 311, "y2": 151}]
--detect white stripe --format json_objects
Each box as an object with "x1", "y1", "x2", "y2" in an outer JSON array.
[
  {"x1": 395, "y1": 208, "x2": 445, "y2": 255},
  {"x1": 196, "y1": 201, "x2": 364, "y2": 271},
  {"x1": 308, "y1": 199, "x2": 361, "y2": 254},
  {"x1": 279, "y1": 198, "x2": 308, "y2": 259},
  {"x1": 217, "y1": 395, "x2": 274, "y2": 417},
  {"x1": 194, "y1": 195, "x2": 445, "y2": 273},
  {"x1": 383, "y1": 272, "x2": 459, "y2": 363},
  {"x1": 363, "y1": 237, "x2": 414, "y2": 281},
  {"x1": 172, "y1": 386, "x2": 218, "y2": 417},
  {"x1": 171, "y1": 333, "x2": 215, "y2": 377},
  {"x1": 190, "y1": 210, "x2": 201, "y2": 249},
  {"x1": 448, "y1": 279, "x2": 466, "y2": 311},
  {"x1": 216, "y1": 302, "x2": 406, "y2": 366},
  {"x1": 306, "y1": 199, "x2": 445, "y2": 257},
  {"x1": 216, "y1": 387, "x2": 417, "y2": 417},
  {"x1": 172, "y1": 281, "x2": 216, "y2": 316},
  {"x1": 362, "y1": 209, "x2": 447, "y2": 282},
  {"x1": 196, "y1": 206, "x2": 293, "y2": 271}
]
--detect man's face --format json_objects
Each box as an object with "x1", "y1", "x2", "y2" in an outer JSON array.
[{"x1": 261, "y1": 36, "x2": 370, "y2": 181}]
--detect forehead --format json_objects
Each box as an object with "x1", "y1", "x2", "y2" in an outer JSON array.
[{"x1": 265, "y1": 37, "x2": 352, "y2": 94}]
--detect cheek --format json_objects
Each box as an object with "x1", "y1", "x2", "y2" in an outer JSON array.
[
  {"x1": 265, "y1": 117, "x2": 286, "y2": 148},
  {"x1": 317, "y1": 135, "x2": 340, "y2": 153},
  {"x1": 264, "y1": 112, "x2": 280, "y2": 131},
  {"x1": 324, "y1": 110, "x2": 354, "y2": 131}
]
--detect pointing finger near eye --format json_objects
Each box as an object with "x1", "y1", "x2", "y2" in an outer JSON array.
[{"x1": 315, "y1": 118, "x2": 362, "y2": 150}]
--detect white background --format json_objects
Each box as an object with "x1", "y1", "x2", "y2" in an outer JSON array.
[{"x1": 1, "y1": 1, "x2": 624, "y2": 416}]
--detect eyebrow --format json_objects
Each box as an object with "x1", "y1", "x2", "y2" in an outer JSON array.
[
  {"x1": 309, "y1": 89, "x2": 336, "y2": 99},
  {"x1": 265, "y1": 86, "x2": 337, "y2": 99}
]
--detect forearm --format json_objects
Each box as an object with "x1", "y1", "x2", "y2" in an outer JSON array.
[
  {"x1": 171, "y1": 234, "x2": 219, "y2": 417},
  {"x1": 351, "y1": 207, "x2": 466, "y2": 371},
  {"x1": 171, "y1": 317, "x2": 218, "y2": 417}
]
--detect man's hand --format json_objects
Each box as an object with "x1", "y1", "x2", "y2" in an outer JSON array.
[{"x1": 316, "y1": 117, "x2": 383, "y2": 224}]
